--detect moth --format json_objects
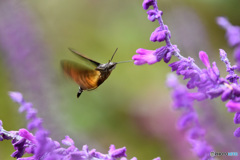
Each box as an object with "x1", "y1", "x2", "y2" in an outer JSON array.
[{"x1": 61, "y1": 48, "x2": 131, "y2": 98}]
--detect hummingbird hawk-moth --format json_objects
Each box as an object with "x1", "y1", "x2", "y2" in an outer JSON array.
[{"x1": 61, "y1": 48, "x2": 131, "y2": 98}]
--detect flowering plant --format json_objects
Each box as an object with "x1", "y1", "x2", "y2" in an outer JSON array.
[
  {"x1": 0, "y1": 92, "x2": 160, "y2": 160},
  {"x1": 132, "y1": 0, "x2": 240, "y2": 159}
]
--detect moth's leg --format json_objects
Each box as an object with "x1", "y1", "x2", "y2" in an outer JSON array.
[{"x1": 77, "y1": 87, "x2": 83, "y2": 98}]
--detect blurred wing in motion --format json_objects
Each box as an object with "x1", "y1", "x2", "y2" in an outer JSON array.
[
  {"x1": 68, "y1": 48, "x2": 100, "y2": 68},
  {"x1": 61, "y1": 60, "x2": 101, "y2": 90}
]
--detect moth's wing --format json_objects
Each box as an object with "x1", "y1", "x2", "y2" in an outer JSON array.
[
  {"x1": 61, "y1": 60, "x2": 101, "y2": 90},
  {"x1": 68, "y1": 48, "x2": 100, "y2": 68}
]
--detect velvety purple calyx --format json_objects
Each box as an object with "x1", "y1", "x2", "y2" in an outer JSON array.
[
  {"x1": 147, "y1": 9, "x2": 162, "y2": 22},
  {"x1": 206, "y1": 87, "x2": 224, "y2": 99},
  {"x1": 11, "y1": 138, "x2": 26, "y2": 158},
  {"x1": 150, "y1": 26, "x2": 168, "y2": 42},
  {"x1": 221, "y1": 87, "x2": 232, "y2": 101},
  {"x1": 108, "y1": 144, "x2": 127, "y2": 158},
  {"x1": 142, "y1": 0, "x2": 155, "y2": 10}
]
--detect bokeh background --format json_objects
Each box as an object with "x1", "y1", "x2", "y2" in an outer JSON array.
[{"x1": 0, "y1": 0, "x2": 240, "y2": 159}]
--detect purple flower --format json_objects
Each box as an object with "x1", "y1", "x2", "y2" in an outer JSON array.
[
  {"x1": 132, "y1": 48, "x2": 158, "y2": 65},
  {"x1": 150, "y1": 26, "x2": 170, "y2": 42},
  {"x1": 199, "y1": 51, "x2": 210, "y2": 68},
  {"x1": 142, "y1": 0, "x2": 155, "y2": 10},
  {"x1": 132, "y1": 45, "x2": 178, "y2": 65},
  {"x1": 147, "y1": 9, "x2": 162, "y2": 22},
  {"x1": 108, "y1": 144, "x2": 127, "y2": 159}
]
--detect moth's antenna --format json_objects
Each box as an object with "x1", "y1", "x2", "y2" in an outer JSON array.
[
  {"x1": 109, "y1": 48, "x2": 118, "y2": 63},
  {"x1": 117, "y1": 60, "x2": 133, "y2": 64}
]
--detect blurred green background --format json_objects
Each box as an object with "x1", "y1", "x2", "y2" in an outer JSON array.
[{"x1": 0, "y1": 0, "x2": 240, "y2": 159}]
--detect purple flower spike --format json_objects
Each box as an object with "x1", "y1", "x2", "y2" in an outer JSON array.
[
  {"x1": 142, "y1": 0, "x2": 155, "y2": 10},
  {"x1": 167, "y1": 74, "x2": 213, "y2": 159}
]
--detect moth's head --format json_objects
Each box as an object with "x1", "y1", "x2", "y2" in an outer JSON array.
[{"x1": 96, "y1": 62, "x2": 117, "y2": 71}]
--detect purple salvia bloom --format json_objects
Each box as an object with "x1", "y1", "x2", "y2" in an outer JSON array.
[
  {"x1": 19, "y1": 128, "x2": 36, "y2": 144},
  {"x1": 132, "y1": 48, "x2": 159, "y2": 65},
  {"x1": 142, "y1": 0, "x2": 155, "y2": 10},
  {"x1": 199, "y1": 51, "x2": 210, "y2": 68},
  {"x1": 147, "y1": 10, "x2": 162, "y2": 22},
  {"x1": 108, "y1": 144, "x2": 127, "y2": 159},
  {"x1": 150, "y1": 26, "x2": 169, "y2": 42}
]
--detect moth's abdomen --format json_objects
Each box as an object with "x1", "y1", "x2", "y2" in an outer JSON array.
[{"x1": 76, "y1": 70, "x2": 101, "y2": 90}]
